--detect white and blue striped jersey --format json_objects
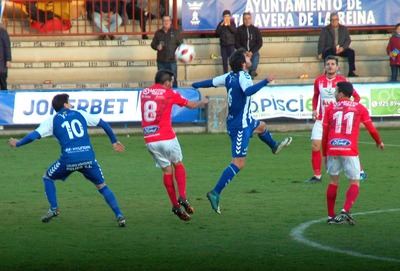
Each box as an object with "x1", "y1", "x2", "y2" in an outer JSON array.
[
  {"x1": 35, "y1": 109, "x2": 100, "y2": 163},
  {"x1": 212, "y1": 71, "x2": 254, "y2": 129}
]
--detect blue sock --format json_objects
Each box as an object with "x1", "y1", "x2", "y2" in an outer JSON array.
[
  {"x1": 43, "y1": 177, "x2": 58, "y2": 210},
  {"x1": 213, "y1": 163, "x2": 240, "y2": 194},
  {"x1": 98, "y1": 186, "x2": 123, "y2": 218},
  {"x1": 258, "y1": 129, "x2": 277, "y2": 149}
]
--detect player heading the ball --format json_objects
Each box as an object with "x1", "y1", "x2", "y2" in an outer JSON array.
[{"x1": 192, "y1": 48, "x2": 292, "y2": 214}]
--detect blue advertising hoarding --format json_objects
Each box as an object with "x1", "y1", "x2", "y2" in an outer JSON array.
[{"x1": 182, "y1": 0, "x2": 400, "y2": 31}]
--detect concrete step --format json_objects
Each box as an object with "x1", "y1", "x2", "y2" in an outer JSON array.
[
  {"x1": 9, "y1": 34, "x2": 391, "y2": 63},
  {"x1": 7, "y1": 55, "x2": 390, "y2": 84},
  {"x1": 8, "y1": 76, "x2": 389, "y2": 94}
]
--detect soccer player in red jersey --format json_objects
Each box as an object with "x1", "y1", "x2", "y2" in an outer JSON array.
[
  {"x1": 306, "y1": 55, "x2": 362, "y2": 183},
  {"x1": 322, "y1": 81, "x2": 384, "y2": 224},
  {"x1": 140, "y1": 70, "x2": 208, "y2": 221}
]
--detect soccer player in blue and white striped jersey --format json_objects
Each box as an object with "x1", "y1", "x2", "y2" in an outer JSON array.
[
  {"x1": 8, "y1": 93, "x2": 126, "y2": 227},
  {"x1": 192, "y1": 49, "x2": 292, "y2": 214}
]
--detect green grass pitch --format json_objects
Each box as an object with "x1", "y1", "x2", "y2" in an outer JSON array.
[{"x1": 0, "y1": 129, "x2": 399, "y2": 271}]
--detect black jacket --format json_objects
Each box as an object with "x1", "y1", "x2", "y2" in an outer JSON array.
[
  {"x1": 235, "y1": 24, "x2": 262, "y2": 53},
  {"x1": 151, "y1": 28, "x2": 182, "y2": 62},
  {"x1": 318, "y1": 24, "x2": 351, "y2": 54},
  {"x1": 216, "y1": 19, "x2": 236, "y2": 47},
  {"x1": 0, "y1": 27, "x2": 11, "y2": 72}
]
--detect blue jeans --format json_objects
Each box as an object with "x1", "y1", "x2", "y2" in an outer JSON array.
[
  {"x1": 157, "y1": 61, "x2": 178, "y2": 88},
  {"x1": 250, "y1": 51, "x2": 260, "y2": 75},
  {"x1": 391, "y1": 65, "x2": 399, "y2": 81}
]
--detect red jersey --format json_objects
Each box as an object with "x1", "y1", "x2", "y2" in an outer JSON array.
[
  {"x1": 140, "y1": 84, "x2": 188, "y2": 143},
  {"x1": 313, "y1": 74, "x2": 360, "y2": 120},
  {"x1": 322, "y1": 98, "x2": 382, "y2": 156}
]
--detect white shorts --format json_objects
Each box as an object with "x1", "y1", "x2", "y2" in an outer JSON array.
[
  {"x1": 327, "y1": 156, "x2": 361, "y2": 180},
  {"x1": 146, "y1": 137, "x2": 183, "y2": 168},
  {"x1": 311, "y1": 120, "x2": 323, "y2": 140}
]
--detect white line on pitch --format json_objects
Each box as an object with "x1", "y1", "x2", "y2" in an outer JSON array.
[{"x1": 290, "y1": 209, "x2": 400, "y2": 263}]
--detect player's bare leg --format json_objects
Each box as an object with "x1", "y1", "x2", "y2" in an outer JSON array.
[
  {"x1": 254, "y1": 121, "x2": 292, "y2": 154},
  {"x1": 162, "y1": 166, "x2": 190, "y2": 221},
  {"x1": 326, "y1": 175, "x2": 339, "y2": 224},
  {"x1": 173, "y1": 162, "x2": 194, "y2": 214},
  {"x1": 306, "y1": 140, "x2": 323, "y2": 183},
  {"x1": 334, "y1": 180, "x2": 359, "y2": 225}
]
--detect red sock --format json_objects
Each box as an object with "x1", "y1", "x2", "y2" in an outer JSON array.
[
  {"x1": 312, "y1": 150, "x2": 322, "y2": 176},
  {"x1": 326, "y1": 183, "x2": 338, "y2": 217},
  {"x1": 174, "y1": 163, "x2": 187, "y2": 200},
  {"x1": 343, "y1": 184, "x2": 360, "y2": 212},
  {"x1": 163, "y1": 174, "x2": 178, "y2": 207}
]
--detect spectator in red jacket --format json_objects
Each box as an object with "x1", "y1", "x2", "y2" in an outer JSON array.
[{"x1": 386, "y1": 23, "x2": 400, "y2": 82}]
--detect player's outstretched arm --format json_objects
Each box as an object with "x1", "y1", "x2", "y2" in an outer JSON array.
[
  {"x1": 97, "y1": 119, "x2": 124, "y2": 152},
  {"x1": 186, "y1": 97, "x2": 209, "y2": 109},
  {"x1": 192, "y1": 73, "x2": 230, "y2": 89},
  {"x1": 243, "y1": 76, "x2": 273, "y2": 96},
  {"x1": 8, "y1": 131, "x2": 41, "y2": 148}
]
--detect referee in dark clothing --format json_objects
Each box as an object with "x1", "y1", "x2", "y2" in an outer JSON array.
[{"x1": 0, "y1": 25, "x2": 11, "y2": 90}]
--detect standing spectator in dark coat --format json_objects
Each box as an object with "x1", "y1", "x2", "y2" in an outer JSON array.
[
  {"x1": 386, "y1": 23, "x2": 400, "y2": 82},
  {"x1": 0, "y1": 25, "x2": 11, "y2": 90},
  {"x1": 216, "y1": 10, "x2": 236, "y2": 73},
  {"x1": 151, "y1": 15, "x2": 182, "y2": 88},
  {"x1": 235, "y1": 12, "x2": 262, "y2": 78},
  {"x1": 318, "y1": 12, "x2": 358, "y2": 77}
]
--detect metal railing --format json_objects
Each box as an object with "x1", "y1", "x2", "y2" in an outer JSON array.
[{"x1": 2, "y1": 0, "x2": 176, "y2": 36}]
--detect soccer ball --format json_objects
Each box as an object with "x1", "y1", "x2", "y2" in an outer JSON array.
[{"x1": 175, "y1": 44, "x2": 195, "y2": 64}]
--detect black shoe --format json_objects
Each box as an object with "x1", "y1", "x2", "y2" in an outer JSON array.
[
  {"x1": 108, "y1": 35, "x2": 115, "y2": 40},
  {"x1": 172, "y1": 206, "x2": 191, "y2": 221},
  {"x1": 117, "y1": 215, "x2": 126, "y2": 227},
  {"x1": 142, "y1": 34, "x2": 149, "y2": 40},
  {"x1": 41, "y1": 208, "x2": 60, "y2": 223},
  {"x1": 335, "y1": 211, "x2": 355, "y2": 225},
  {"x1": 327, "y1": 217, "x2": 336, "y2": 224},
  {"x1": 348, "y1": 71, "x2": 359, "y2": 77},
  {"x1": 305, "y1": 176, "x2": 322, "y2": 183},
  {"x1": 178, "y1": 197, "x2": 194, "y2": 214}
]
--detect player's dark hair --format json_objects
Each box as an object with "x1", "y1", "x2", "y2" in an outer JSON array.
[
  {"x1": 324, "y1": 55, "x2": 338, "y2": 65},
  {"x1": 155, "y1": 69, "x2": 174, "y2": 84},
  {"x1": 229, "y1": 48, "x2": 246, "y2": 73},
  {"x1": 336, "y1": 82, "x2": 353, "y2": 97},
  {"x1": 52, "y1": 93, "x2": 69, "y2": 112},
  {"x1": 395, "y1": 23, "x2": 400, "y2": 30}
]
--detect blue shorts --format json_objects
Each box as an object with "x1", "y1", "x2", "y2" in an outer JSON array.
[
  {"x1": 45, "y1": 160, "x2": 105, "y2": 185},
  {"x1": 228, "y1": 119, "x2": 260, "y2": 158}
]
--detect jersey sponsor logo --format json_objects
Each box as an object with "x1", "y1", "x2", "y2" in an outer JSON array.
[
  {"x1": 143, "y1": 125, "x2": 159, "y2": 135},
  {"x1": 65, "y1": 145, "x2": 92, "y2": 154},
  {"x1": 330, "y1": 138, "x2": 351, "y2": 146},
  {"x1": 142, "y1": 88, "x2": 166, "y2": 96},
  {"x1": 66, "y1": 161, "x2": 93, "y2": 171}
]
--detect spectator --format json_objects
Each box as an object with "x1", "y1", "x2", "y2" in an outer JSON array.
[
  {"x1": 0, "y1": 25, "x2": 11, "y2": 90},
  {"x1": 235, "y1": 12, "x2": 262, "y2": 78},
  {"x1": 318, "y1": 12, "x2": 358, "y2": 77},
  {"x1": 151, "y1": 15, "x2": 182, "y2": 88},
  {"x1": 216, "y1": 10, "x2": 236, "y2": 73},
  {"x1": 86, "y1": 0, "x2": 122, "y2": 40},
  {"x1": 121, "y1": 0, "x2": 155, "y2": 39},
  {"x1": 386, "y1": 23, "x2": 400, "y2": 82}
]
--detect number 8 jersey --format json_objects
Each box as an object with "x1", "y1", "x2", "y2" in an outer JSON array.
[
  {"x1": 35, "y1": 109, "x2": 101, "y2": 163},
  {"x1": 140, "y1": 84, "x2": 188, "y2": 143}
]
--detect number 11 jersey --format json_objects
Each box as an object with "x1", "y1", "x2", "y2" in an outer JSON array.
[{"x1": 140, "y1": 84, "x2": 188, "y2": 143}]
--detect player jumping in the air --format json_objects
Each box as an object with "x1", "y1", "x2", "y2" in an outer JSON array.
[
  {"x1": 306, "y1": 55, "x2": 367, "y2": 183},
  {"x1": 8, "y1": 94, "x2": 127, "y2": 227},
  {"x1": 192, "y1": 48, "x2": 292, "y2": 214},
  {"x1": 141, "y1": 70, "x2": 208, "y2": 221},
  {"x1": 322, "y1": 82, "x2": 384, "y2": 225}
]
